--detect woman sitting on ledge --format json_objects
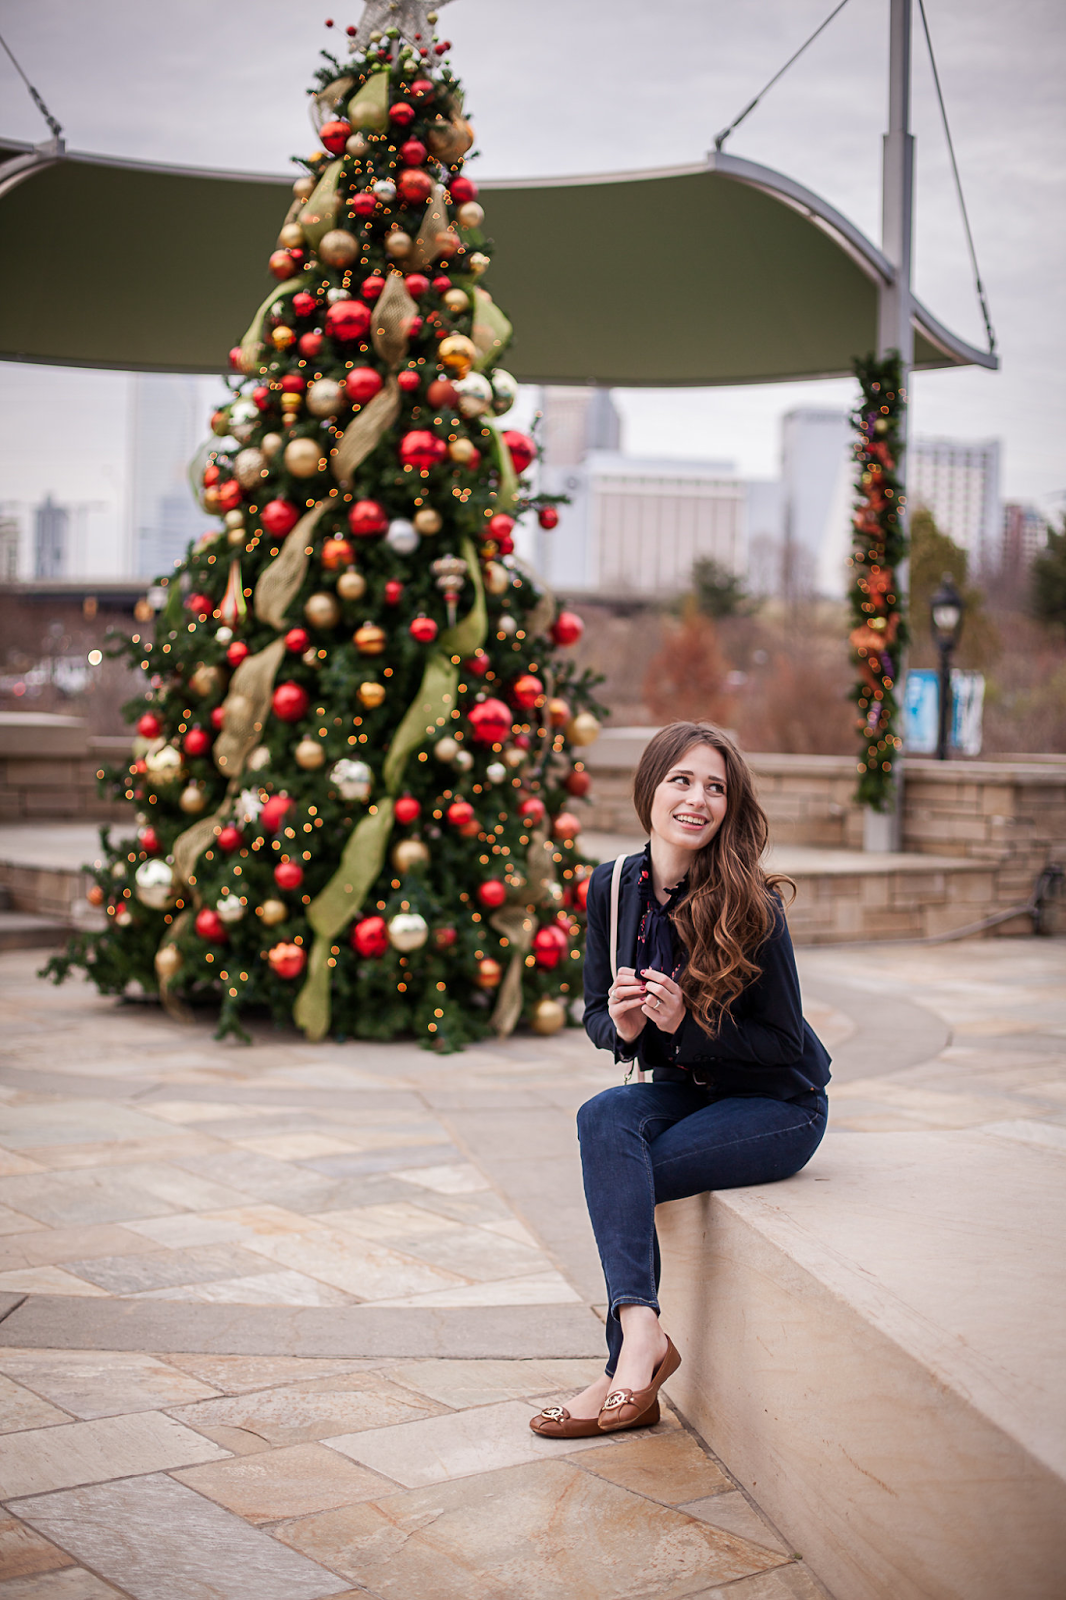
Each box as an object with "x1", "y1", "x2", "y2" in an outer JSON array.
[{"x1": 531, "y1": 721, "x2": 831, "y2": 1439}]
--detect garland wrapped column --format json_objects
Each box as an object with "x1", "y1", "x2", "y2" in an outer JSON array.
[{"x1": 848, "y1": 355, "x2": 907, "y2": 810}]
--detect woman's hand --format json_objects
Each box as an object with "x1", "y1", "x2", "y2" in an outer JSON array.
[
  {"x1": 640, "y1": 968, "x2": 686, "y2": 1035},
  {"x1": 608, "y1": 966, "x2": 648, "y2": 1044}
]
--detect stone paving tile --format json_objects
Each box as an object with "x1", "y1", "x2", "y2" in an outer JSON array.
[
  {"x1": 231, "y1": 1134, "x2": 363, "y2": 1161},
  {"x1": 20, "y1": 1135, "x2": 227, "y2": 1173},
  {"x1": 174, "y1": 1442, "x2": 393, "y2": 1523},
  {"x1": 236, "y1": 1225, "x2": 468, "y2": 1301},
  {"x1": 0, "y1": 1376, "x2": 71, "y2": 1434},
  {"x1": 0, "y1": 1570, "x2": 127, "y2": 1598},
  {"x1": 275, "y1": 1458, "x2": 784, "y2": 1599},
  {"x1": 0, "y1": 1208, "x2": 40, "y2": 1239},
  {"x1": 371, "y1": 1270, "x2": 582, "y2": 1308},
  {"x1": 310, "y1": 1200, "x2": 463, "y2": 1242},
  {"x1": 0, "y1": 1350, "x2": 219, "y2": 1419},
  {"x1": 0, "y1": 1168, "x2": 242, "y2": 1229},
  {"x1": 0, "y1": 1225, "x2": 154, "y2": 1273},
  {"x1": 685, "y1": 1568, "x2": 830, "y2": 1600},
  {"x1": 0, "y1": 1268, "x2": 107, "y2": 1297},
  {"x1": 403, "y1": 1188, "x2": 514, "y2": 1225},
  {"x1": 11, "y1": 1473, "x2": 349, "y2": 1599},
  {"x1": 0, "y1": 1411, "x2": 229, "y2": 1498},
  {"x1": 387, "y1": 1357, "x2": 605, "y2": 1409},
  {"x1": 681, "y1": 1491, "x2": 791, "y2": 1555},
  {"x1": 168, "y1": 1372, "x2": 448, "y2": 1448},
  {"x1": 61, "y1": 1244, "x2": 277, "y2": 1296},
  {"x1": 324, "y1": 1396, "x2": 615, "y2": 1488},
  {"x1": 0, "y1": 1103, "x2": 179, "y2": 1149},
  {"x1": 395, "y1": 1224, "x2": 554, "y2": 1283},
  {"x1": 299, "y1": 1144, "x2": 463, "y2": 1178},
  {"x1": 160, "y1": 1353, "x2": 388, "y2": 1394},
  {"x1": 574, "y1": 1426, "x2": 733, "y2": 1503},
  {"x1": 392, "y1": 1161, "x2": 492, "y2": 1194},
  {"x1": 135, "y1": 1270, "x2": 354, "y2": 1307},
  {"x1": 0, "y1": 1515, "x2": 75, "y2": 1579}
]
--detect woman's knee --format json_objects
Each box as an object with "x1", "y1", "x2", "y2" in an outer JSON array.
[{"x1": 577, "y1": 1084, "x2": 632, "y2": 1143}]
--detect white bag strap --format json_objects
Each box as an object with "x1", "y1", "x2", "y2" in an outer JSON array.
[{"x1": 609, "y1": 852, "x2": 644, "y2": 1083}]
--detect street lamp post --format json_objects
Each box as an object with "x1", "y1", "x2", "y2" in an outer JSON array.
[{"x1": 930, "y1": 572, "x2": 965, "y2": 760}]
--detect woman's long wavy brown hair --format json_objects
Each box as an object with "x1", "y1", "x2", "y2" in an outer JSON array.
[{"x1": 632, "y1": 722, "x2": 794, "y2": 1038}]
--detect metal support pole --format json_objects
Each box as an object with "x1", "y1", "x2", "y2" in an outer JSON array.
[
  {"x1": 935, "y1": 645, "x2": 951, "y2": 760},
  {"x1": 865, "y1": 0, "x2": 915, "y2": 852}
]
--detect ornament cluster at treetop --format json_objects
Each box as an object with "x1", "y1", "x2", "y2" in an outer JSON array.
[
  {"x1": 848, "y1": 353, "x2": 908, "y2": 811},
  {"x1": 47, "y1": 3, "x2": 605, "y2": 1050}
]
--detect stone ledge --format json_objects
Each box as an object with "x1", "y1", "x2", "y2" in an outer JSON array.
[{"x1": 657, "y1": 1129, "x2": 1066, "y2": 1600}]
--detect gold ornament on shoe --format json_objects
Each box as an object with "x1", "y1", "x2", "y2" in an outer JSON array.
[
  {"x1": 602, "y1": 1390, "x2": 630, "y2": 1410},
  {"x1": 538, "y1": 1406, "x2": 566, "y2": 1421}
]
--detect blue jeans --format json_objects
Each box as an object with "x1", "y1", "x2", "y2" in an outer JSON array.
[{"x1": 577, "y1": 1080, "x2": 828, "y2": 1375}]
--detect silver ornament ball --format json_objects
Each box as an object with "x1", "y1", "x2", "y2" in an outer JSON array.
[
  {"x1": 330, "y1": 758, "x2": 373, "y2": 802},
  {"x1": 388, "y1": 911, "x2": 429, "y2": 952},
  {"x1": 385, "y1": 518, "x2": 419, "y2": 555},
  {"x1": 134, "y1": 859, "x2": 175, "y2": 911}
]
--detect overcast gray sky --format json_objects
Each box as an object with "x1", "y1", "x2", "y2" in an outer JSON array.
[{"x1": 1, "y1": 0, "x2": 1063, "y2": 534}]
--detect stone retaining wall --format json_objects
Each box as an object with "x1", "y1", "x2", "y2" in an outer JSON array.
[{"x1": 0, "y1": 713, "x2": 127, "y2": 823}]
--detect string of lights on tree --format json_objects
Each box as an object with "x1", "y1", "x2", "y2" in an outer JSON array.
[
  {"x1": 848, "y1": 353, "x2": 907, "y2": 810},
  {"x1": 46, "y1": 2, "x2": 605, "y2": 1049}
]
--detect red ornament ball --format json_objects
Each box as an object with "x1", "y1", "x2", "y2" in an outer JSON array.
[
  {"x1": 512, "y1": 673, "x2": 544, "y2": 710},
  {"x1": 260, "y1": 794, "x2": 294, "y2": 834},
  {"x1": 398, "y1": 429, "x2": 448, "y2": 470},
  {"x1": 394, "y1": 794, "x2": 421, "y2": 825},
  {"x1": 553, "y1": 811, "x2": 582, "y2": 841},
  {"x1": 533, "y1": 925, "x2": 566, "y2": 969},
  {"x1": 503, "y1": 430, "x2": 536, "y2": 474},
  {"x1": 434, "y1": 925, "x2": 457, "y2": 949},
  {"x1": 538, "y1": 506, "x2": 559, "y2": 530},
  {"x1": 195, "y1": 907, "x2": 227, "y2": 943},
  {"x1": 251, "y1": 385, "x2": 273, "y2": 411},
  {"x1": 218, "y1": 481, "x2": 242, "y2": 513},
  {"x1": 351, "y1": 191, "x2": 377, "y2": 218},
  {"x1": 186, "y1": 592, "x2": 210, "y2": 616},
  {"x1": 351, "y1": 914, "x2": 390, "y2": 957},
  {"x1": 405, "y1": 273, "x2": 429, "y2": 298},
  {"x1": 299, "y1": 330, "x2": 323, "y2": 359},
  {"x1": 292, "y1": 291, "x2": 317, "y2": 319},
  {"x1": 398, "y1": 168, "x2": 433, "y2": 206},
  {"x1": 229, "y1": 346, "x2": 243, "y2": 370},
  {"x1": 477, "y1": 878, "x2": 507, "y2": 910},
  {"x1": 447, "y1": 799, "x2": 475, "y2": 827},
  {"x1": 284, "y1": 626, "x2": 310, "y2": 654},
  {"x1": 274, "y1": 860, "x2": 304, "y2": 891},
  {"x1": 574, "y1": 877, "x2": 590, "y2": 913},
  {"x1": 137, "y1": 712, "x2": 162, "y2": 739},
  {"x1": 426, "y1": 378, "x2": 458, "y2": 409},
  {"x1": 319, "y1": 118, "x2": 351, "y2": 154},
  {"x1": 397, "y1": 368, "x2": 421, "y2": 394},
  {"x1": 400, "y1": 138, "x2": 427, "y2": 166},
  {"x1": 261, "y1": 499, "x2": 300, "y2": 537},
  {"x1": 431, "y1": 275, "x2": 452, "y2": 294},
  {"x1": 202, "y1": 463, "x2": 220, "y2": 487},
  {"x1": 268, "y1": 942, "x2": 306, "y2": 979},
  {"x1": 565, "y1": 767, "x2": 591, "y2": 798},
  {"x1": 281, "y1": 374, "x2": 305, "y2": 393},
  {"x1": 217, "y1": 825, "x2": 243, "y2": 853},
  {"x1": 389, "y1": 100, "x2": 416, "y2": 127},
  {"x1": 345, "y1": 366, "x2": 383, "y2": 405},
  {"x1": 183, "y1": 726, "x2": 212, "y2": 758},
  {"x1": 409, "y1": 78, "x2": 435, "y2": 100},
  {"x1": 348, "y1": 499, "x2": 388, "y2": 537},
  {"x1": 226, "y1": 641, "x2": 249, "y2": 668},
  {"x1": 325, "y1": 300, "x2": 372, "y2": 341},
  {"x1": 468, "y1": 697, "x2": 512, "y2": 745},
  {"x1": 210, "y1": 706, "x2": 227, "y2": 730},
  {"x1": 464, "y1": 651, "x2": 489, "y2": 677},
  {"x1": 272, "y1": 681, "x2": 309, "y2": 723},
  {"x1": 409, "y1": 615, "x2": 438, "y2": 643},
  {"x1": 139, "y1": 826, "x2": 162, "y2": 856},
  {"x1": 519, "y1": 796, "x2": 546, "y2": 825},
  {"x1": 551, "y1": 610, "x2": 585, "y2": 647},
  {"x1": 321, "y1": 536, "x2": 355, "y2": 570},
  {"x1": 384, "y1": 579, "x2": 404, "y2": 605},
  {"x1": 360, "y1": 275, "x2": 386, "y2": 303},
  {"x1": 488, "y1": 512, "x2": 515, "y2": 542},
  {"x1": 269, "y1": 249, "x2": 298, "y2": 281},
  {"x1": 450, "y1": 176, "x2": 478, "y2": 204}
]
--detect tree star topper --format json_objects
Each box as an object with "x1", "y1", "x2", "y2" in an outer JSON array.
[{"x1": 348, "y1": 0, "x2": 454, "y2": 56}]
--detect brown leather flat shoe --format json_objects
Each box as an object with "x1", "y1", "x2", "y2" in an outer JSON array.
[
  {"x1": 530, "y1": 1398, "x2": 661, "y2": 1438},
  {"x1": 598, "y1": 1335, "x2": 681, "y2": 1432}
]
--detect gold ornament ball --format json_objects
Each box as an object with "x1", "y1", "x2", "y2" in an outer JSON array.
[
  {"x1": 385, "y1": 230, "x2": 413, "y2": 258},
  {"x1": 358, "y1": 680, "x2": 386, "y2": 708},
  {"x1": 453, "y1": 747, "x2": 474, "y2": 772},
  {"x1": 179, "y1": 783, "x2": 208, "y2": 816},
  {"x1": 154, "y1": 944, "x2": 183, "y2": 980},
  {"x1": 438, "y1": 333, "x2": 477, "y2": 374},
  {"x1": 548, "y1": 697, "x2": 572, "y2": 727},
  {"x1": 467, "y1": 251, "x2": 490, "y2": 277},
  {"x1": 413, "y1": 507, "x2": 442, "y2": 535},
  {"x1": 345, "y1": 132, "x2": 369, "y2": 158},
  {"x1": 189, "y1": 663, "x2": 224, "y2": 697},
  {"x1": 531, "y1": 996, "x2": 566, "y2": 1035},
  {"x1": 272, "y1": 326, "x2": 296, "y2": 350},
  {"x1": 457, "y1": 201, "x2": 484, "y2": 229},
  {"x1": 261, "y1": 431, "x2": 283, "y2": 461},
  {"x1": 336, "y1": 569, "x2": 368, "y2": 602},
  {"x1": 354, "y1": 622, "x2": 387, "y2": 655},
  {"x1": 295, "y1": 737, "x2": 326, "y2": 770},
  {"x1": 258, "y1": 898, "x2": 288, "y2": 927},
  {"x1": 388, "y1": 911, "x2": 429, "y2": 952},
  {"x1": 134, "y1": 859, "x2": 175, "y2": 910},
  {"x1": 304, "y1": 592, "x2": 341, "y2": 629},
  {"x1": 442, "y1": 288, "x2": 470, "y2": 315},
  {"x1": 483, "y1": 560, "x2": 510, "y2": 596},
  {"x1": 145, "y1": 743, "x2": 184, "y2": 780},
  {"x1": 227, "y1": 527, "x2": 246, "y2": 547},
  {"x1": 318, "y1": 228, "x2": 360, "y2": 268},
  {"x1": 292, "y1": 175, "x2": 315, "y2": 199},
  {"x1": 202, "y1": 487, "x2": 221, "y2": 513},
  {"x1": 566, "y1": 712, "x2": 601, "y2": 747},
  {"x1": 391, "y1": 837, "x2": 431, "y2": 873},
  {"x1": 278, "y1": 221, "x2": 305, "y2": 249},
  {"x1": 434, "y1": 736, "x2": 459, "y2": 763},
  {"x1": 503, "y1": 746, "x2": 526, "y2": 769},
  {"x1": 284, "y1": 437, "x2": 326, "y2": 478},
  {"x1": 224, "y1": 508, "x2": 245, "y2": 529},
  {"x1": 234, "y1": 447, "x2": 266, "y2": 489},
  {"x1": 306, "y1": 379, "x2": 344, "y2": 418},
  {"x1": 475, "y1": 956, "x2": 502, "y2": 989},
  {"x1": 448, "y1": 437, "x2": 477, "y2": 466}
]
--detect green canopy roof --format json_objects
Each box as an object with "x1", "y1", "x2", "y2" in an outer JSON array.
[{"x1": 0, "y1": 139, "x2": 995, "y2": 384}]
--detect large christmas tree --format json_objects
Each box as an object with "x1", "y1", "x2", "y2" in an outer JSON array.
[{"x1": 48, "y1": 1, "x2": 604, "y2": 1050}]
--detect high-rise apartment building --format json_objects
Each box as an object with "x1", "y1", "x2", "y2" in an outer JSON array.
[
  {"x1": 908, "y1": 436, "x2": 1001, "y2": 570},
  {"x1": 1001, "y1": 501, "x2": 1050, "y2": 572},
  {"x1": 0, "y1": 513, "x2": 19, "y2": 581},
  {"x1": 33, "y1": 496, "x2": 68, "y2": 578},
  {"x1": 129, "y1": 374, "x2": 206, "y2": 578}
]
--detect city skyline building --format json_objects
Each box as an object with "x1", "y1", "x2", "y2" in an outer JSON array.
[
  {"x1": 908, "y1": 435, "x2": 1001, "y2": 570},
  {"x1": 1001, "y1": 500, "x2": 1050, "y2": 573},
  {"x1": 128, "y1": 373, "x2": 206, "y2": 578},
  {"x1": 33, "y1": 495, "x2": 68, "y2": 579}
]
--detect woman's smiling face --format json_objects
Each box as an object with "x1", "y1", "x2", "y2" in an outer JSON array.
[{"x1": 649, "y1": 741, "x2": 728, "y2": 853}]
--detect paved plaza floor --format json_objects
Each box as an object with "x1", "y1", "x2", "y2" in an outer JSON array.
[{"x1": 0, "y1": 935, "x2": 1062, "y2": 1598}]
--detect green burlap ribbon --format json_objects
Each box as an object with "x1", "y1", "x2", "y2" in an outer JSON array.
[
  {"x1": 239, "y1": 278, "x2": 303, "y2": 373},
  {"x1": 484, "y1": 419, "x2": 519, "y2": 512},
  {"x1": 489, "y1": 822, "x2": 556, "y2": 1036},
  {"x1": 313, "y1": 74, "x2": 354, "y2": 126},
  {"x1": 472, "y1": 288, "x2": 513, "y2": 373},
  {"x1": 155, "y1": 907, "x2": 194, "y2": 1022},
  {"x1": 410, "y1": 182, "x2": 451, "y2": 272},
  {"x1": 330, "y1": 273, "x2": 417, "y2": 486},
  {"x1": 293, "y1": 546, "x2": 487, "y2": 1041},
  {"x1": 255, "y1": 498, "x2": 333, "y2": 628},
  {"x1": 299, "y1": 159, "x2": 344, "y2": 252},
  {"x1": 347, "y1": 67, "x2": 390, "y2": 131}
]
